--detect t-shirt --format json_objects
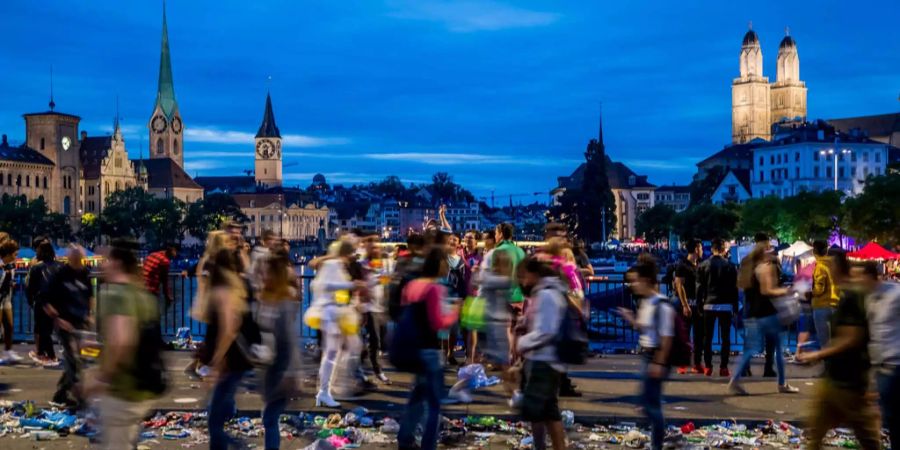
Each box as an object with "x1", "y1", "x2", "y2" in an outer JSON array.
[
  {"x1": 637, "y1": 295, "x2": 675, "y2": 349},
  {"x1": 675, "y1": 258, "x2": 698, "y2": 301},
  {"x1": 100, "y1": 282, "x2": 159, "y2": 402},
  {"x1": 142, "y1": 251, "x2": 171, "y2": 295},
  {"x1": 824, "y1": 287, "x2": 870, "y2": 391},
  {"x1": 47, "y1": 265, "x2": 92, "y2": 328}
]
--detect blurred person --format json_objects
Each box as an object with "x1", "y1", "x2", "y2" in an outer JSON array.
[
  {"x1": 811, "y1": 240, "x2": 838, "y2": 349},
  {"x1": 309, "y1": 241, "x2": 366, "y2": 407},
  {"x1": 729, "y1": 235, "x2": 799, "y2": 395},
  {"x1": 618, "y1": 256, "x2": 673, "y2": 450},
  {"x1": 474, "y1": 249, "x2": 514, "y2": 397},
  {"x1": 572, "y1": 239, "x2": 594, "y2": 278},
  {"x1": 674, "y1": 240, "x2": 703, "y2": 374},
  {"x1": 0, "y1": 239, "x2": 20, "y2": 362},
  {"x1": 461, "y1": 230, "x2": 483, "y2": 364},
  {"x1": 397, "y1": 247, "x2": 459, "y2": 450},
  {"x1": 359, "y1": 232, "x2": 391, "y2": 384},
  {"x1": 204, "y1": 249, "x2": 253, "y2": 450},
  {"x1": 516, "y1": 257, "x2": 568, "y2": 450},
  {"x1": 249, "y1": 229, "x2": 278, "y2": 292},
  {"x1": 859, "y1": 261, "x2": 900, "y2": 450},
  {"x1": 45, "y1": 246, "x2": 92, "y2": 409},
  {"x1": 257, "y1": 248, "x2": 301, "y2": 450},
  {"x1": 442, "y1": 232, "x2": 467, "y2": 365},
  {"x1": 25, "y1": 238, "x2": 60, "y2": 364},
  {"x1": 142, "y1": 242, "x2": 178, "y2": 306},
  {"x1": 87, "y1": 239, "x2": 162, "y2": 450},
  {"x1": 793, "y1": 259, "x2": 817, "y2": 359},
  {"x1": 697, "y1": 238, "x2": 738, "y2": 377},
  {"x1": 798, "y1": 252, "x2": 879, "y2": 450}
]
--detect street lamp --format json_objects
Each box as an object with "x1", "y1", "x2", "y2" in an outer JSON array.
[{"x1": 820, "y1": 140, "x2": 851, "y2": 191}]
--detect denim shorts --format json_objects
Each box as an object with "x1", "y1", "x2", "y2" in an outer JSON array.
[
  {"x1": 521, "y1": 360, "x2": 562, "y2": 422},
  {"x1": 797, "y1": 303, "x2": 813, "y2": 333}
]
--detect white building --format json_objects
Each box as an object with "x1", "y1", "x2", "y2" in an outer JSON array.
[
  {"x1": 751, "y1": 122, "x2": 891, "y2": 198},
  {"x1": 711, "y1": 169, "x2": 753, "y2": 204}
]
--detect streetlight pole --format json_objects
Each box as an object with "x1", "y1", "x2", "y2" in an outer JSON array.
[{"x1": 820, "y1": 137, "x2": 850, "y2": 192}]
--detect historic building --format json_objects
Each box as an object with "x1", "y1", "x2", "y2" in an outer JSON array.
[
  {"x1": 828, "y1": 112, "x2": 900, "y2": 148},
  {"x1": 79, "y1": 121, "x2": 142, "y2": 214},
  {"x1": 653, "y1": 185, "x2": 691, "y2": 212},
  {"x1": 732, "y1": 25, "x2": 807, "y2": 144},
  {"x1": 711, "y1": 169, "x2": 752, "y2": 204}
]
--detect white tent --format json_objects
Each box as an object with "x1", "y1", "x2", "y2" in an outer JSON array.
[{"x1": 780, "y1": 241, "x2": 813, "y2": 259}]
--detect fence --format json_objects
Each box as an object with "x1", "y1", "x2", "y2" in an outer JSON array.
[{"x1": 10, "y1": 270, "x2": 797, "y2": 352}]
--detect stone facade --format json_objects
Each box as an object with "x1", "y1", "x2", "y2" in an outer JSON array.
[
  {"x1": 236, "y1": 193, "x2": 328, "y2": 241},
  {"x1": 79, "y1": 126, "x2": 142, "y2": 214}
]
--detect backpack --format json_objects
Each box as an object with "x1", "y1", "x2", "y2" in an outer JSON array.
[
  {"x1": 555, "y1": 297, "x2": 589, "y2": 365},
  {"x1": 654, "y1": 296, "x2": 692, "y2": 367},
  {"x1": 389, "y1": 297, "x2": 427, "y2": 373},
  {"x1": 388, "y1": 259, "x2": 421, "y2": 321},
  {"x1": 132, "y1": 313, "x2": 168, "y2": 396}
]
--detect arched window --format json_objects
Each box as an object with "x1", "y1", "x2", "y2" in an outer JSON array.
[
  {"x1": 156, "y1": 138, "x2": 164, "y2": 154},
  {"x1": 0, "y1": 173, "x2": 4, "y2": 186},
  {"x1": 25, "y1": 175, "x2": 30, "y2": 187},
  {"x1": 63, "y1": 196, "x2": 71, "y2": 215},
  {"x1": 7, "y1": 174, "x2": 11, "y2": 185},
  {"x1": 173, "y1": 139, "x2": 179, "y2": 155},
  {"x1": 115, "y1": 181, "x2": 121, "y2": 191},
  {"x1": 43, "y1": 177, "x2": 48, "y2": 189},
  {"x1": 40, "y1": 138, "x2": 45, "y2": 150},
  {"x1": 105, "y1": 182, "x2": 110, "y2": 194}
]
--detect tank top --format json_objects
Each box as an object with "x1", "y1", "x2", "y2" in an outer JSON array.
[{"x1": 745, "y1": 265, "x2": 777, "y2": 318}]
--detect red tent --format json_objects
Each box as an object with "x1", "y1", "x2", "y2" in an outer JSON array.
[{"x1": 848, "y1": 242, "x2": 900, "y2": 260}]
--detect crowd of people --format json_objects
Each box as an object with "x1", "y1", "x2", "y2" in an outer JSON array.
[{"x1": 0, "y1": 214, "x2": 897, "y2": 450}]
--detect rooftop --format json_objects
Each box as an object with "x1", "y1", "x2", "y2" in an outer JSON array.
[{"x1": 0, "y1": 135, "x2": 54, "y2": 165}]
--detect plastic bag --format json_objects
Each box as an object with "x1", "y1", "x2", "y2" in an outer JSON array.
[
  {"x1": 457, "y1": 364, "x2": 501, "y2": 390},
  {"x1": 460, "y1": 296, "x2": 486, "y2": 331}
]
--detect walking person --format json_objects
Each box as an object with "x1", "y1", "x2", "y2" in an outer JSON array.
[
  {"x1": 811, "y1": 240, "x2": 838, "y2": 348},
  {"x1": 359, "y1": 233, "x2": 390, "y2": 384},
  {"x1": 397, "y1": 247, "x2": 460, "y2": 450},
  {"x1": 729, "y1": 235, "x2": 799, "y2": 395},
  {"x1": 516, "y1": 257, "x2": 569, "y2": 450},
  {"x1": 443, "y1": 233, "x2": 467, "y2": 365},
  {"x1": 142, "y1": 243, "x2": 178, "y2": 306},
  {"x1": 697, "y1": 239, "x2": 738, "y2": 377},
  {"x1": 205, "y1": 249, "x2": 254, "y2": 450},
  {"x1": 85, "y1": 239, "x2": 163, "y2": 450},
  {"x1": 674, "y1": 240, "x2": 703, "y2": 374},
  {"x1": 0, "y1": 238, "x2": 21, "y2": 363},
  {"x1": 44, "y1": 246, "x2": 93, "y2": 409},
  {"x1": 618, "y1": 256, "x2": 673, "y2": 450},
  {"x1": 25, "y1": 239, "x2": 60, "y2": 365},
  {"x1": 257, "y1": 248, "x2": 301, "y2": 450},
  {"x1": 857, "y1": 261, "x2": 900, "y2": 450},
  {"x1": 461, "y1": 229, "x2": 483, "y2": 364},
  {"x1": 798, "y1": 252, "x2": 880, "y2": 450}
]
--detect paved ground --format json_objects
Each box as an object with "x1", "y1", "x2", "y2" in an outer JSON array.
[{"x1": 1, "y1": 344, "x2": 826, "y2": 449}]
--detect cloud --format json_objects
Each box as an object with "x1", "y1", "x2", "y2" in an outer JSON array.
[
  {"x1": 184, "y1": 159, "x2": 229, "y2": 171},
  {"x1": 184, "y1": 127, "x2": 350, "y2": 147},
  {"x1": 386, "y1": 0, "x2": 559, "y2": 32},
  {"x1": 361, "y1": 152, "x2": 578, "y2": 166}
]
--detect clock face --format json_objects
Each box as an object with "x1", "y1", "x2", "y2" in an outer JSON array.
[
  {"x1": 256, "y1": 139, "x2": 274, "y2": 159},
  {"x1": 171, "y1": 117, "x2": 183, "y2": 134},
  {"x1": 61, "y1": 136, "x2": 71, "y2": 151},
  {"x1": 151, "y1": 115, "x2": 168, "y2": 133}
]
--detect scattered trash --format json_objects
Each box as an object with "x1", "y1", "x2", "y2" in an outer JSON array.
[{"x1": 561, "y1": 410, "x2": 575, "y2": 429}]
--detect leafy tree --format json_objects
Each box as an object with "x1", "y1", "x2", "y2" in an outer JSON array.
[
  {"x1": 781, "y1": 191, "x2": 842, "y2": 242},
  {"x1": 636, "y1": 204, "x2": 676, "y2": 244},
  {"x1": 0, "y1": 194, "x2": 72, "y2": 244},
  {"x1": 547, "y1": 190, "x2": 580, "y2": 237},
  {"x1": 184, "y1": 193, "x2": 246, "y2": 242},
  {"x1": 427, "y1": 172, "x2": 475, "y2": 204},
  {"x1": 100, "y1": 187, "x2": 158, "y2": 238},
  {"x1": 36, "y1": 212, "x2": 73, "y2": 243},
  {"x1": 674, "y1": 203, "x2": 739, "y2": 241},
  {"x1": 843, "y1": 173, "x2": 900, "y2": 245},
  {"x1": 577, "y1": 139, "x2": 616, "y2": 242},
  {"x1": 735, "y1": 196, "x2": 784, "y2": 239},
  {"x1": 79, "y1": 213, "x2": 100, "y2": 246},
  {"x1": 144, "y1": 197, "x2": 186, "y2": 249},
  {"x1": 370, "y1": 176, "x2": 408, "y2": 200}
]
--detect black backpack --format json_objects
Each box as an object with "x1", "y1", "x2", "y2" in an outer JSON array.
[
  {"x1": 389, "y1": 300, "x2": 426, "y2": 373},
  {"x1": 132, "y1": 317, "x2": 168, "y2": 396},
  {"x1": 554, "y1": 292, "x2": 589, "y2": 365},
  {"x1": 388, "y1": 259, "x2": 421, "y2": 321}
]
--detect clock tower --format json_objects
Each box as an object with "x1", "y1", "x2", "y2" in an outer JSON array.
[
  {"x1": 254, "y1": 92, "x2": 282, "y2": 188},
  {"x1": 148, "y1": 1, "x2": 184, "y2": 167}
]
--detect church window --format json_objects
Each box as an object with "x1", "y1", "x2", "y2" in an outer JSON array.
[
  {"x1": 115, "y1": 181, "x2": 121, "y2": 191},
  {"x1": 105, "y1": 182, "x2": 109, "y2": 194},
  {"x1": 7, "y1": 174, "x2": 11, "y2": 186},
  {"x1": 156, "y1": 138, "x2": 164, "y2": 154},
  {"x1": 43, "y1": 177, "x2": 47, "y2": 189},
  {"x1": 40, "y1": 138, "x2": 45, "y2": 150}
]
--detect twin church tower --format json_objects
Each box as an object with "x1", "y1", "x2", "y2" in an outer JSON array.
[{"x1": 731, "y1": 24, "x2": 807, "y2": 144}]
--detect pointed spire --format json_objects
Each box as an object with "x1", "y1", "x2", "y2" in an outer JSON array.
[
  {"x1": 256, "y1": 91, "x2": 281, "y2": 138},
  {"x1": 748, "y1": 20, "x2": 753, "y2": 30},
  {"x1": 113, "y1": 95, "x2": 122, "y2": 140},
  {"x1": 155, "y1": 0, "x2": 177, "y2": 118},
  {"x1": 49, "y1": 65, "x2": 55, "y2": 111}
]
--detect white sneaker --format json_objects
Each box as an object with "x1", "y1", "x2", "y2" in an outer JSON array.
[
  {"x1": 778, "y1": 384, "x2": 800, "y2": 394},
  {"x1": 376, "y1": 372, "x2": 391, "y2": 384},
  {"x1": 5, "y1": 350, "x2": 23, "y2": 363},
  {"x1": 315, "y1": 391, "x2": 341, "y2": 408}
]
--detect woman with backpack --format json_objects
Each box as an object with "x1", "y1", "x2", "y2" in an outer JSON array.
[
  {"x1": 85, "y1": 239, "x2": 162, "y2": 450},
  {"x1": 729, "y1": 238, "x2": 800, "y2": 395},
  {"x1": 257, "y1": 248, "x2": 300, "y2": 450},
  {"x1": 618, "y1": 256, "x2": 673, "y2": 450},
  {"x1": 397, "y1": 246, "x2": 460, "y2": 450}
]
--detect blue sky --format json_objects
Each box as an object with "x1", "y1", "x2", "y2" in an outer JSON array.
[{"x1": 2, "y1": 0, "x2": 898, "y2": 201}]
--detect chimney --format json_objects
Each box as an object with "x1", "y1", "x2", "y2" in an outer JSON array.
[{"x1": 80, "y1": 131, "x2": 88, "y2": 140}]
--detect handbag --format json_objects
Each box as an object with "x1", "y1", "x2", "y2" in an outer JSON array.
[
  {"x1": 460, "y1": 296, "x2": 486, "y2": 331},
  {"x1": 772, "y1": 293, "x2": 801, "y2": 326}
]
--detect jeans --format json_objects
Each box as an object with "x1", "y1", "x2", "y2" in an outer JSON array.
[
  {"x1": 733, "y1": 315, "x2": 786, "y2": 386},
  {"x1": 703, "y1": 311, "x2": 733, "y2": 369},
  {"x1": 263, "y1": 325, "x2": 294, "y2": 450},
  {"x1": 812, "y1": 307, "x2": 834, "y2": 350},
  {"x1": 53, "y1": 329, "x2": 82, "y2": 405},
  {"x1": 689, "y1": 303, "x2": 704, "y2": 367},
  {"x1": 876, "y1": 366, "x2": 900, "y2": 450},
  {"x1": 208, "y1": 371, "x2": 244, "y2": 450},
  {"x1": 640, "y1": 354, "x2": 668, "y2": 450},
  {"x1": 398, "y1": 349, "x2": 444, "y2": 450}
]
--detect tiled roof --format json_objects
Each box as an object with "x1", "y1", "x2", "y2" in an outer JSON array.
[
  {"x1": 696, "y1": 142, "x2": 759, "y2": 167},
  {"x1": 0, "y1": 136, "x2": 54, "y2": 165},
  {"x1": 827, "y1": 113, "x2": 900, "y2": 139},
  {"x1": 655, "y1": 184, "x2": 692, "y2": 194},
  {"x1": 131, "y1": 158, "x2": 202, "y2": 190},
  {"x1": 555, "y1": 156, "x2": 655, "y2": 192},
  {"x1": 79, "y1": 136, "x2": 112, "y2": 179}
]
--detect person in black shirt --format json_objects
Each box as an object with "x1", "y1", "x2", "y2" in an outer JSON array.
[
  {"x1": 44, "y1": 246, "x2": 93, "y2": 409},
  {"x1": 25, "y1": 239, "x2": 61, "y2": 364},
  {"x1": 674, "y1": 240, "x2": 703, "y2": 374},
  {"x1": 696, "y1": 239, "x2": 738, "y2": 377}
]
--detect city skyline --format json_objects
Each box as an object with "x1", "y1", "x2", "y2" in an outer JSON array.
[{"x1": 2, "y1": 0, "x2": 898, "y2": 199}]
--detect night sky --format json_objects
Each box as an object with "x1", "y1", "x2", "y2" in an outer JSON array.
[{"x1": 2, "y1": 0, "x2": 897, "y2": 201}]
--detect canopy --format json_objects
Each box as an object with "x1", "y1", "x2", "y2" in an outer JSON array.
[
  {"x1": 780, "y1": 241, "x2": 813, "y2": 259},
  {"x1": 848, "y1": 242, "x2": 899, "y2": 260}
]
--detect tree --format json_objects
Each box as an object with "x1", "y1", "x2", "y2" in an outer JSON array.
[
  {"x1": 100, "y1": 187, "x2": 158, "y2": 238},
  {"x1": 735, "y1": 196, "x2": 784, "y2": 239},
  {"x1": 674, "y1": 203, "x2": 739, "y2": 241},
  {"x1": 577, "y1": 139, "x2": 616, "y2": 243},
  {"x1": 547, "y1": 191, "x2": 579, "y2": 237},
  {"x1": 843, "y1": 173, "x2": 900, "y2": 245},
  {"x1": 636, "y1": 204, "x2": 676, "y2": 244},
  {"x1": 144, "y1": 197, "x2": 186, "y2": 249},
  {"x1": 79, "y1": 213, "x2": 100, "y2": 246},
  {"x1": 689, "y1": 166, "x2": 727, "y2": 206},
  {"x1": 184, "y1": 193, "x2": 247, "y2": 242},
  {"x1": 426, "y1": 172, "x2": 475, "y2": 204},
  {"x1": 781, "y1": 191, "x2": 842, "y2": 242},
  {"x1": 0, "y1": 194, "x2": 72, "y2": 244},
  {"x1": 370, "y1": 175, "x2": 408, "y2": 200}
]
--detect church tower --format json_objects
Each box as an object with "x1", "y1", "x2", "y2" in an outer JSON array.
[
  {"x1": 770, "y1": 28, "x2": 807, "y2": 124},
  {"x1": 732, "y1": 23, "x2": 771, "y2": 143},
  {"x1": 148, "y1": 1, "x2": 184, "y2": 167},
  {"x1": 254, "y1": 92, "x2": 282, "y2": 188}
]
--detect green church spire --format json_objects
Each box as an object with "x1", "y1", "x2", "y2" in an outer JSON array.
[{"x1": 155, "y1": 0, "x2": 177, "y2": 119}]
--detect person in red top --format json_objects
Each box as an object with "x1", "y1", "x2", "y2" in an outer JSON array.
[{"x1": 143, "y1": 243, "x2": 178, "y2": 305}]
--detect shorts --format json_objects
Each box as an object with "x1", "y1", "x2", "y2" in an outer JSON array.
[{"x1": 521, "y1": 360, "x2": 562, "y2": 422}]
